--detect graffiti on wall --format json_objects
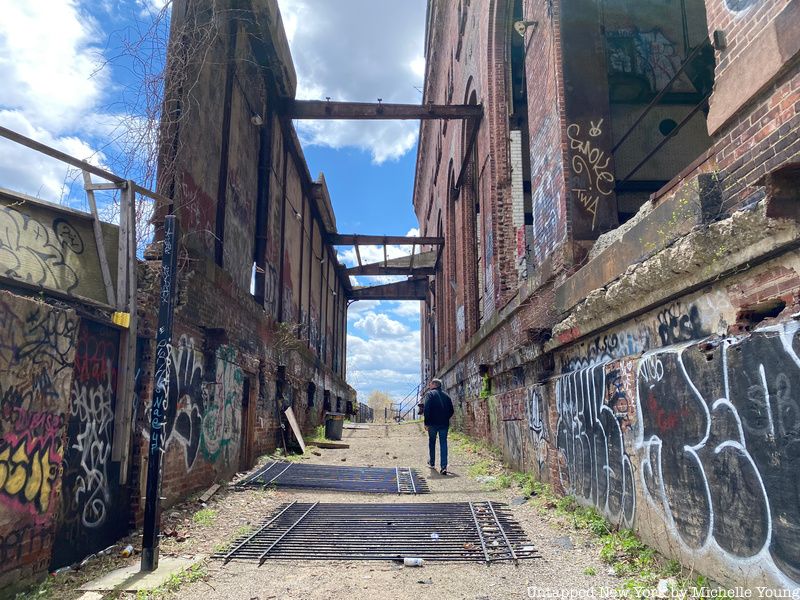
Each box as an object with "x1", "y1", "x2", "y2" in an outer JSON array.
[
  {"x1": 636, "y1": 324, "x2": 800, "y2": 585},
  {"x1": 144, "y1": 336, "x2": 244, "y2": 472},
  {"x1": 526, "y1": 386, "x2": 550, "y2": 472},
  {"x1": 52, "y1": 320, "x2": 128, "y2": 568},
  {"x1": 567, "y1": 120, "x2": 614, "y2": 231},
  {"x1": 725, "y1": 0, "x2": 760, "y2": 12},
  {"x1": 0, "y1": 206, "x2": 83, "y2": 294},
  {"x1": 555, "y1": 363, "x2": 636, "y2": 526},
  {"x1": 202, "y1": 346, "x2": 242, "y2": 467},
  {"x1": 0, "y1": 295, "x2": 76, "y2": 524},
  {"x1": 559, "y1": 300, "x2": 711, "y2": 373}
]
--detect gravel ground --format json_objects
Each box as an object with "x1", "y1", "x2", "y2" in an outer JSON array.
[{"x1": 159, "y1": 422, "x2": 620, "y2": 600}]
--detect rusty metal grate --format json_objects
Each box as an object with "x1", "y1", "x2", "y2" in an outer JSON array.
[
  {"x1": 236, "y1": 461, "x2": 429, "y2": 494},
  {"x1": 214, "y1": 501, "x2": 539, "y2": 564}
]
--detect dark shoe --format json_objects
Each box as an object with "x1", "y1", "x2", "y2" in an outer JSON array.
[
  {"x1": 427, "y1": 461, "x2": 435, "y2": 468},
  {"x1": 440, "y1": 467, "x2": 448, "y2": 475}
]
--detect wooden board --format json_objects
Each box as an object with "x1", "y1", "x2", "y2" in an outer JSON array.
[
  {"x1": 306, "y1": 441, "x2": 350, "y2": 449},
  {"x1": 284, "y1": 407, "x2": 306, "y2": 453}
]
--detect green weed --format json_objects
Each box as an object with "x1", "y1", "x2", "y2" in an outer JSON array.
[
  {"x1": 136, "y1": 563, "x2": 207, "y2": 599},
  {"x1": 192, "y1": 508, "x2": 217, "y2": 526}
]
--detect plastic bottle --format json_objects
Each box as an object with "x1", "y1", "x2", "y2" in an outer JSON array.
[
  {"x1": 403, "y1": 557, "x2": 424, "y2": 567},
  {"x1": 120, "y1": 545, "x2": 134, "y2": 557}
]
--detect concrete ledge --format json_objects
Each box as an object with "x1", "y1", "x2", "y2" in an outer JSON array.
[
  {"x1": 550, "y1": 200, "x2": 800, "y2": 347},
  {"x1": 555, "y1": 175, "x2": 721, "y2": 315}
]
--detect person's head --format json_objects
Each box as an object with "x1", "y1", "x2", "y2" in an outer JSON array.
[{"x1": 430, "y1": 378, "x2": 442, "y2": 389}]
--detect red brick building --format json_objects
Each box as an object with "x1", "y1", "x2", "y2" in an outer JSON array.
[{"x1": 416, "y1": 0, "x2": 799, "y2": 590}]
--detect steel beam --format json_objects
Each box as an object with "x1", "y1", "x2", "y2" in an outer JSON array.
[
  {"x1": 350, "y1": 278, "x2": 429, "y2": 301},
  {"x1": 329, "y1": 234, "x2": 444, "y2": 246},
  {"x1": 282, "y1": 100, "x2": 482, "y2": 120}
]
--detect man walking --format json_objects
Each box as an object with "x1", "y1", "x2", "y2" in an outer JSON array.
[{"x1": 422, "y1": 378, "x2": 454, "y2": 475}]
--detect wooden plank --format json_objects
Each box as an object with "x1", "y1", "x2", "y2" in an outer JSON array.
[
  {"x1": 199, "y1": 484, "x2": 221, "y2": 503},
  {"x1": 354, "y1": 242, "x2": 362, "y2": 267},
  {"x1": 329, "y1": 234, "x2": 443, "y2": 245},
  {"x1": 285, "y1": 407, "x2": 306, "y2": 453},
  {"x1": 85, "y1": 182, "x2": 126, "y2": 191},
  {"x1": 0, "y1": 125, "x2": 125, "y2": 184},
  {"x1": 112, "y1": 183, "x2": 138, "y2": 477},
  {"x1": 383, "y1": 240, "x2": 388, "y2": 268},
  {"x1": 83, "y1": 171, "x2": 117, "y2": 307},
  {"x1": 283, "y1": 100, "x2": 482, "y2": 120},
  {"x1": 306, "y1": 440, "x2": 350, "y2": 449}
]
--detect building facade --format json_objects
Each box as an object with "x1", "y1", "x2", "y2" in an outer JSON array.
[{"x1": 416, "y1": 0, "x2": 799, "y2": 590}]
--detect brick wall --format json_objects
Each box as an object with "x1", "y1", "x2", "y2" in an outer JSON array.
[{"x1": 706, "y1": 0, "x2": 800, "y2": 210}]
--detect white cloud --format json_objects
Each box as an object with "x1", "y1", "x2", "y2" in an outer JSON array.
[
  {"x1": 389, "y1": 301, "x2": 422, "y2": 318},
  {"x1": 0, "y1": 0, "x2": 107, "y2": 131},
  {"x1": 277, "y1": 0, "x2": 426, "y2": 163},
  {"x1": 0, "y1": 0, "x2": 110, "y2": 201},
  {"x1": 347, "y1": 330, "x2": 421, "y2": 401},
  {"x1": 0, "y1": 110, "x2": 105, "y2": 201},
  {"x1": 353, "y1": 312, "x2": 408, "y2": 338}
]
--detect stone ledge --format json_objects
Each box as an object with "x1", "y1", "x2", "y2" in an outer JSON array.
[
  {"x1": 549, "y1": 200, "x2": 800, "y2": 348},
  {"x1": 555, "y1": 174, "x2": 722, "y2": 315}
]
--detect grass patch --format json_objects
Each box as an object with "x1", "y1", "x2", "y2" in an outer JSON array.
[
  {"x1": 466, "y1": 459, "x2": 492, "y2": 478},
  {"x1": 306, "y1": 425, "x2": 325, "y2": 443},
  {"x1": 192, "y1": 508, "x2": 217, "y2": 526},
  {"x1": 136, "y1": 563, "x2": 207, "y2": 599}
]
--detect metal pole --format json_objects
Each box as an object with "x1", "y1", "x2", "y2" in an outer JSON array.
[{"x1": 141, "y1": 215, "x2": 180, "y2": 572}]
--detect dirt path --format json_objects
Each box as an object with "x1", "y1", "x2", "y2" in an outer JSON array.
[{"x1": 162, "y1": 422, "x2": 617, "y2": 600}]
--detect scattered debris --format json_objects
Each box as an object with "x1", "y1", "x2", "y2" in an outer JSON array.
[
  {"x1": 312, "y1": 451, "x2": 322, "y2": 456},
  {"x1": 199, "y1": 484, "x2": 221, "y2": 503},
  {"x1": 120, "y1": 545, "x2": 134, "y2": 558},
  {"x1": 403, "y1": 557, "x2": 424, "y2": 567},
  {"x1": 307, "y1": 441, "x2": 350, "y2": 449},
  {"x1": 417, "y1": 578, "x2": 433, "y2": 584},
  {"x1": 553, "y1": 536, "x2": 574, "y2": 550}
]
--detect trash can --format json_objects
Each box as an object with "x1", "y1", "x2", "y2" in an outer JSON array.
[{"x1": 324, "y1": 412, "x2": 345, "y2": 440}]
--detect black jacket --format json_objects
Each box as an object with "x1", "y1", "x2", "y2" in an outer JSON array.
[{"x1": 423, "y1": 389, "x2": 454, "y2": 428}]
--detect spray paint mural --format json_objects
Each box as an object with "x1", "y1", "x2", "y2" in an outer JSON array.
[
  {"x1": 144, "y1": 336, "x2": 243, "y2": 473},
  {"x1": 51, "y1": 320, "x2": 128, "y2": 568},
  {"x1": 636, "y1": 324, "x2": 800, "y2": 587},
  {"x1": 202, "y1": 346, "x2": 243, "y2": 468},
  {"x1": 554, "y1": 363, "x2": 636, "y2": 527},
  {"x1": 0, "y1": 293, "x2": 77, "y2": 581}
]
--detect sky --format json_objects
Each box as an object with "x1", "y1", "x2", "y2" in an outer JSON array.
[{"x1": 0, "y1": 0, "x2": 427, "y2": 405}]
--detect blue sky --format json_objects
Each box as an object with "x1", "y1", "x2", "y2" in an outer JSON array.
[{"x1": 0, "y1": 0, "x2": 426, "y2": 404}]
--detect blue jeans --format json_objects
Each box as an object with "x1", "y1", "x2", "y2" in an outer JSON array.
[{"x1": 428, "y1": 425, "x2": 449, "y2": 468}]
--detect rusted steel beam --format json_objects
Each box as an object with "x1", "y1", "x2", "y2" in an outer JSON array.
[
  {"x1": 329, "y1": 234, "x2": 444, "y2": 245},
  {"x1": 282, "y1": 100, "x2": 482, "y2": 120},
  {"x1": 346, "y1": 265, "x2": 436, "y2": 276},
  {"x1": 350, "y1": 278, "x2": 428, "y2": 301}
]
